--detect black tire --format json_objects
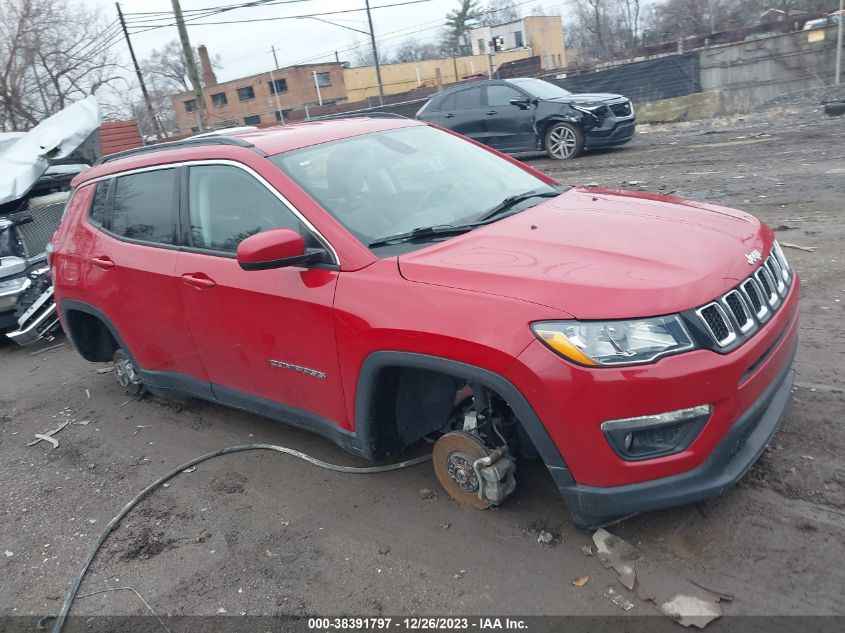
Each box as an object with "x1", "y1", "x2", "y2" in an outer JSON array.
[
  {"x1": 544, "y1": 122, "x2": 585, "y2": 160},
  {"x1": 824, "y1": 101, "x2": 845, "y2": 117}
]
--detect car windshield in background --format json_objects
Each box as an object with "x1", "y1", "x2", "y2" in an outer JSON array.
[
  {"x1": 271, "y1": 125, "x2": 557, "y2": 248},
  {"x1": 507, "y1": 78, "x2": 572, "y2": 99}
]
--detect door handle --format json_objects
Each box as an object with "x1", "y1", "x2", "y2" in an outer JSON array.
[
  {"x1": 486, "y1": 110, "x2": 497, "y2": 115},
  {"x1": 181, "y1": 273, "x2": 216, "y2": 289},
  {"x1": 443, "y1": 113, "x2": 454, "y2": 119},
  {"x1": 91, "y1": 256, "x2": 114, "y2": 270}
]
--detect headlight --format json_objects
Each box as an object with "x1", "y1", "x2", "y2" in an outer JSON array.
[{"x1": 531, "y1": 315, "x2": 696, "y2": 366}]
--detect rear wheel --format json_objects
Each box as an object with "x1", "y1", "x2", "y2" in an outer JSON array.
[
  {"x1": 113, "y1": 349, "x2": 144, "y2": 395},
  {"x1": 545, "y1": 122, "x2": 584, "y2": 160}
]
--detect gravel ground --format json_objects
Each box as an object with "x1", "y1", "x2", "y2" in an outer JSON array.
[{"x1": 1, "y1": 106, "x2": 844, "y2": 625}]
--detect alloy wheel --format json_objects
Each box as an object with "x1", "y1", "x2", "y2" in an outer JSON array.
[{"x1": 548, "y1": 125, "x2": 578, "y2": 159}]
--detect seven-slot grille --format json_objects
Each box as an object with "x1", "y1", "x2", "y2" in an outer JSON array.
[{"x1": 695, "y1": 242, "x2": 792, "y2": 347}]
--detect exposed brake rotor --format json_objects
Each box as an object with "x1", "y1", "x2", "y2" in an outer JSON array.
[{"x1": 433, "y1": 431, "x2": 493, "y2": 509}]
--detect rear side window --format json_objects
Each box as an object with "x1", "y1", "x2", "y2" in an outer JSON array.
[
  {"x1": 454, "y1": 88, "x2": 481, "y2": 110},
  {"x1": 187, "y1": 165, "x2": 303, "y2": 253},
  {"x1": 89, "y1": 180, "x2": 109, "y2": 226},
  {"x1": 111, "y1": 169, "x2": 177, "y2": 245},
  {"x1": 437, "y1": 93, "x2": 456, "y2": 111}
]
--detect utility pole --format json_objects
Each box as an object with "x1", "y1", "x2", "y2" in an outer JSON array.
[
  {"x1": 364, "y1": 0, "x2": 384, "y2": 106},
  {"x1": 836, "y1": 0, "x2": 843, "y2": 84},
  {"x1": 171, "y1": 0, "x2": 208, "y2": 132},
  {"x1": 116, "y1": 2, "x2": 165, "y2": 139},
  {"x1": 269, "y1": 47, "x2": 285, "y2": 125}
]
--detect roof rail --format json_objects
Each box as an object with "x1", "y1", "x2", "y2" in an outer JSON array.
[{"x1": 94, "y1": 136, "x2": 262, "y2": 165}]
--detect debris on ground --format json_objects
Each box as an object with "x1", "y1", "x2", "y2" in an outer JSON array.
[
  {"x1": 27, "y1": 419, "x2": 72, "y2": 449},
  {"x1": 537, "y1": 529, "x2": 556, "y2": 545},
  {"x1": 4, "y1": 550, "x2": 13, "y2": 557},
  {"x1": 418, "y1": 488, "x2": 439, "y2": 500},
  {"x1": 182, "y1": 466, "x2": 196, "y2": 473},
  {"x1": 604, "y1": 586, "x2": 635, "y2": 611},
  {"x1": 581, "y1": 544, "x2": 595, "y2": 556},
  {"x1": 378, "y1": 545, "x2": 390, "y2": 555},
  {"x1": 779, "y1": 242, "x2": 815, "y2": 252},
  {"x1": 593, "y1": 528, "x2": 725, "y2": 628},
  {"x1": 453, "y1": 569, "x2": 466, "y2": 579},
  {"x1": 571, "y1": 576, "x2": 590, "y2": 587},
  {"x1": 29, "y1": 343, "x2": 64, "y2": 356}
]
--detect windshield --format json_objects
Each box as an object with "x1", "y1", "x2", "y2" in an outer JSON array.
[
  {"x1": 271, "y1": 125, "x2": 556, "y2": 247},
  {"x1": 507, "y1": 78, "x2": 572, "y2": 100}
]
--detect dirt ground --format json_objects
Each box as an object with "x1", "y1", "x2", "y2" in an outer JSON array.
[{"x1": 1, "y1": 105, "x2": 844, "y2": 625}]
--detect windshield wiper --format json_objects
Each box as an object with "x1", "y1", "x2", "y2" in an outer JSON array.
[
  {"x1": 368, "y1": 224, "x2": 475, "y2": 248},
  {"x1": 476, "y1": 190, "x2": 559, "y2": 223}
]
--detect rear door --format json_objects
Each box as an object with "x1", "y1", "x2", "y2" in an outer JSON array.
[
  {"x1": 436, "y1": 86, "x2": 487, "y2": 142},
  {"x1": 85, "y1": 167, "x2": 208, "y2": 385},
  {"x1": 174, "y1": 162, "x2": 348, "y2": 427},
  {"x1": 482, "y1": 84, "x2": 537, "y2": 151}
]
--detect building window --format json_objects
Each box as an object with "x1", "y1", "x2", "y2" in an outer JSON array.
[
  {"x1": 514, "y1": 31, "x2": 524, "y2": 47},
  {"x1": 269, "y1": 78, "x2": 288, "y2": 94},
  {"x1": 244, "y1": 114, "x2": 261, "y2": 125},
  {"x1": 211, "y1": 92, "x2": 228, "y2": 108},
  {"x1": 314, "y1": 72, "x2": 332, "y2": 87},
  {"x1": 184, "y1": 99, "x2": 197, "y2": 113},
  {"x1": 237, "y1": 86, "x2": 255, "y2": 101},
  {"x1": 275, "y1": 109, "x2": 293, "y2": 122},
  {"x1": 478, "y1": 38, "x2": 486, "y2": 53}
]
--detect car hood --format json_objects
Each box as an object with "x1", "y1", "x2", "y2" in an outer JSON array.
[
  {"x1": 548, "y1": 93, "x2": 627, "y2": 105},
  {"x1": 397, "y1": 187, "x2": 771, "y2": 320}
]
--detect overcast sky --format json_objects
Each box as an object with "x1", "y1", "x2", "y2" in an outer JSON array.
[{"x1": 91, "y1": 0, "x2": 560, "y2": 83}]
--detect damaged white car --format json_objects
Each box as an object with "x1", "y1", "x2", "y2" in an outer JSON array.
[{"x1": 0, "y1": 96, "x2": 100, "y2": 345}]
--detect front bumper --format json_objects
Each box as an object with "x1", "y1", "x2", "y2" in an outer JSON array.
[
  {"x1": 585, "y1": 117, "x2": 636, "y2": 148},
  {"x1": 561, "y1": 340, "x2": 795, "y2": 527},
  {"x1": 505, "y1": 274, "x2": 799, "y2": 526}
]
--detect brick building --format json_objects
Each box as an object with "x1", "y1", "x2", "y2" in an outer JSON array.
[{"x1": 171, "y1": 46, "x2": 347, "y2": 134}]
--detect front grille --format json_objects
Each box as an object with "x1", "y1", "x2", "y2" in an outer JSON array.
[
  {"x1": 695, "y1": 243, "x2": 792, "y2": 349},
  {"x1": 17, "y1": 200, "x2": 65, "y2": 257},
  {"x1": 700, "y1": 304, "x2": 732, "y2": 344},
  {"x1": 610, "y1": 101, "x2": 632, "y2": 117}
]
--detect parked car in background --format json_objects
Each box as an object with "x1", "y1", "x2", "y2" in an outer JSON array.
[
  {"x1": 0, "y1": 97, "x2": 99, "y2": 345},
  {"x1": 416, "y1": 77, "x2": 636, "y2": 160},
  {"x1": 52, "y1": 118, "x2": 798, "y2": 528}
]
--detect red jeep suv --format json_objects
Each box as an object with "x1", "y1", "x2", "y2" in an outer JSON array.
[{"x1": 50, "y1": 117, "x2": 799, "y2": 527}]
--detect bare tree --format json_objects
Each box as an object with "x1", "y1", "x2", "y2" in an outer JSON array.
[
  {"x1": 0, "y1": 0, "x2": 121, "y2": 131},
  {"x1": 480, "y1": 0, "x2": 521, "y2": 26},
  {"x1": 393, "y1": 38, "x2": 442, "y2": 63}
]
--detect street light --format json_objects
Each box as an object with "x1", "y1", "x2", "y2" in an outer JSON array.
[{"x1": 297, "y1": 4, "x2": 385, "y2": 106}]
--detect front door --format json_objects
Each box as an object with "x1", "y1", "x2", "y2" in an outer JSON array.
[
  {"x1": 482, "y1": 84, "x2": 537, "y2": 151},
  {"x1": 174, "y1": 163, "x2": 348, "y2": 428}
]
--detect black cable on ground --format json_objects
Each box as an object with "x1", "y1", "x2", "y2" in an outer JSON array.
[{"x1": 50, "y1": 444, "x2": 432, "y2": 633}]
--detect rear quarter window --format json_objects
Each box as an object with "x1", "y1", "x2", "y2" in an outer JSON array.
[
  {"x1": 88, "y1": 180, "x2": 109, "y2": 226},
  {"x1": 111, "y1": 169, "x2": 177, "y2": 245}
]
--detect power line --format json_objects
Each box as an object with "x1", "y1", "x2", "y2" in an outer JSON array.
[{"x1": 123, "y1": 0, "x2": 434, "y2": 30}]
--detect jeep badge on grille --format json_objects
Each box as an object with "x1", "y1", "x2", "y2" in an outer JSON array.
[{"x1": 745, "y1": 249, "x2": 762, "y2": 265}]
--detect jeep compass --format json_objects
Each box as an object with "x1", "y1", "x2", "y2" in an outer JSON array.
[{"x1": 51, "y1": 118, "x2": 798, "y2": 528}]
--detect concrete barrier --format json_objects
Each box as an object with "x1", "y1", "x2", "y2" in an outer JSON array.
[{"x1": 635, "y1": 91, "x2": 724, "y2": 123}]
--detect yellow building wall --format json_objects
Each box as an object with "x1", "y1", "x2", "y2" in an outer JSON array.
[
  {"x1": 524, "y1": 16, "x2": 567, "y2": 69},
  {"x1": 342, "y1": 50, "x2": 531, "y2": 102}
]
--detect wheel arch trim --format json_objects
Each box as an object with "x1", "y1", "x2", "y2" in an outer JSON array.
[{"x1": 354, "y1": 351, "x2": 575, "y2": 486}]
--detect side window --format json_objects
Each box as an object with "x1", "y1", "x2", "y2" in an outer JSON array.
[
  {"x1": 187, "y1": 165, "x2": 303, "y2": 254},
  {"x1": 111, "y1": 169, "x2": 177, "y2": 245},
  {"x1": 486, "y1": 85, "x2": 525, "y2": 107},
  {"x1": 454, "y1": 87, "x2": 481, "y2": 110},
  {"x1": 89, "y1": 180, "x2": 109, "y2": 226},
  {"x1": 438, "y1": 92, "x2": 457, "y2": 111}
]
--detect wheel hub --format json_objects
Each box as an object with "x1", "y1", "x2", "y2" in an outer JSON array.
[{"x1": 446, "y1": 452, "x2": 479, "y2": 491}]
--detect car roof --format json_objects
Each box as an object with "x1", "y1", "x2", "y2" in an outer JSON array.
[{"x1": 75, "y1": 117, "x2": 424, "y2": 186}]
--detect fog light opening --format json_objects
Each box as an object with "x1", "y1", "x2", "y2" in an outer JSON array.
[{"x1": 601, "y1": 405, "x2": 712, "y2": 461}]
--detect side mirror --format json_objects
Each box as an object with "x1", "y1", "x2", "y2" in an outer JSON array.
[
  {"x1": 237, "y1": 228, "x2": 323, "y2": 270},
  {"x1": 509, "y1": 98, "x2": 532, "y2": 110}
]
